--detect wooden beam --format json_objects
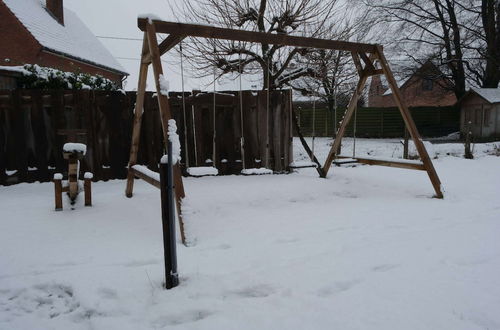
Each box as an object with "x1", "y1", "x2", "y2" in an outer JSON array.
[
  {"x1": 138, "y1": 19, "x2": 379, "y2": 54},
  {"x1": 143, "y1": 34, "x2": 185, "y2": 63},
  {"x1": 358, "y1": 52, "x2": 375, "y2": 72},
  {"x1": 130, "y1": 167, "x2": 160, "y2": 188},
  {"x1": 336, "y1": 155, "x2": 426, "y2": 171},
  {"x1": 126, "y1": 32, "x2": 150, "y2": 198},
  {"x1": 374, "y1": 46, "x2": 443, "y2": 198},
  {"x1": 351, "y1": 52, "x2": 363, "y2": 76},
  {"x1": 321, "y1": 72, "x2": 369, "y2": 177}
]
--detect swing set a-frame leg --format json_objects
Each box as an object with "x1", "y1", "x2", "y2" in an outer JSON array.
[
  {"x1": 374, "y1": 46, "x2": 443, "y2": 198},
  {"x1": 322, "y1": 62, "x2": 369, "y2": 177},
  {"x1": 321, "y1": 48, "x2": 443, "y2": 199},
  {"x1": 126, "y1": 32, "x2": 149, "y2": 198}
]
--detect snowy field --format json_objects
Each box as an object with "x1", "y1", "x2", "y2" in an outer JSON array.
[{"x1": 1, "y1": 138, "x2": 500, "y2": 330}]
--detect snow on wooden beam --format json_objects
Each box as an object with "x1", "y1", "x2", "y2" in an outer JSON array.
[
  {"x1": 137, "y1": 19, "x2": 379, "y2": 54},
  {"x1": 336, "y1": 155, "x2": 426, "y2": 171}
]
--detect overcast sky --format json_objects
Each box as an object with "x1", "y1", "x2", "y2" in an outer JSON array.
[{"x1": 64, "y1": 0, "x2": 257, "y2": 91}]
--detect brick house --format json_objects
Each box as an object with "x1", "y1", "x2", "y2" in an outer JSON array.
[
  {"x1": 368, "y1": 61, "x2": 456, "y2": 108},
  {"x1": 0, "y1": 0, "x2": 127, "y2": 86}
]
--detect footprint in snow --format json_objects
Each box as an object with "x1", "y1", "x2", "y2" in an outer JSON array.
[
  {"x1": 275, "y1": 237, "x2": 299, "y2": 244},
  {"x1": 153, "y1": 310, "x2": 214, "y2": 326},
  {"x1": 317, "y1": 279, "x2": 362, "y2": 297},
  {"x1": 0, "y1": 284, "x2": 80, "y2": 320},
  {"x1": 371, "y1": 264, "x2": 399, "y2": 272},
  {"x1": 230, "y1": 284, "x2": 275, "y2": 298}
]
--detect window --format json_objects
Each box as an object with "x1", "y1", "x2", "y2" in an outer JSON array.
[
  {"x1": 484, "y1": 108, "x2": 491, "y2": 127},
  {"x1": 422, "y1": 78, "x2": 433, "y2": 91}
]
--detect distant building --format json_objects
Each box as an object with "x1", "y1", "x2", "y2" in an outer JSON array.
[
  {"x1": 0, "y1": 0, "x2": 127, "y2": 86},
  {"x1": 459, "y1": 88, "x2": 500, "y2": 139},
  {"x1": 368, "y1": 61, "x2": 456, "y2": 108}
]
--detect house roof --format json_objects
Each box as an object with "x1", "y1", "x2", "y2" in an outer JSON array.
[
  {"x1": 470, "y1": 87, "x2": 500, "y2": 104},
  {"x1": 3, "y1": 0, "x2": 128, "y2": 76},
  {"x1": 380, "y1": 61, "x2": 447, "y2": 96}
]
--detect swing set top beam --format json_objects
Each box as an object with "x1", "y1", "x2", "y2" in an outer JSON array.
[{"x1": 137, "y1": 19, "x2": 379, "y2": 54}]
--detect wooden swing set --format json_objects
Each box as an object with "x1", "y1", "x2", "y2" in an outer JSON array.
[{"x1": 125, "y1": 18, "x2": 444, "y2": 243}]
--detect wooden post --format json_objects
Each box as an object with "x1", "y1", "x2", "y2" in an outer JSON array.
[
  {"x1": 403, "y1": 129, "x2": 409, "y2": 159},
  {"x1": 54, "y1": 173, "x2": 63, "y2": 211},
  {"x1": 126, "y1": 32, "x2": 150, "y2": 198},
  {"x1": 159, "y1": 142, "x2": 179, "y2": 289},
  {"x1": 66, "y1": 154, "x2": 79, "y2": 203},
  {"x1": 375, "y1": 46, "x2": 443, "y2": 198},
  {"x1": 84, "y1": 172, "x2": 93, "y2": 206},
  {"x1": 464, "y1": 121, "x2": 473, "y2": 159}
]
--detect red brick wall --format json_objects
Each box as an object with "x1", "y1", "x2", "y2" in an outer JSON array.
[
  {"x1": 368, "y1": 73, "x2": 457, "y2": 108},
  {"x1": 0, "y1": 2, "x2": 123, "y2": 84}
]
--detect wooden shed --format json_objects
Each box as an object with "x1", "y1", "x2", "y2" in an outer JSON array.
[{"x1": 459, "y1": 88, "x2": 500, "y2": 139}]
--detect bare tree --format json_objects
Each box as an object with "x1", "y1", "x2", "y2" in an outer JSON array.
[
  {"x1": 288, "y1": 14, "x2": 370, "y2": 114},
  {"x1": 361, "y1": 0, "x2": 499, "y2": 99},
  {"x1": 172, "y1": 0, "x2": 339, "y2": 90}
]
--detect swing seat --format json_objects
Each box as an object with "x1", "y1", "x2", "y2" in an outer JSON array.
[
  {"x1": 289, "y1": 161, "x2": 318, "y2": 169},
  {"x1": 186, "y1": 167, "x2": 219, "y2": 177},
  {"x1": 332, "y1": 158, "x2": 359, "y2": 166},
  {"x1": 241, "y1": 168, "x2": 273, "y2": 175}
]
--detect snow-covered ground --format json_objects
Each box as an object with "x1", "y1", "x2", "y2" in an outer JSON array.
[{"x1": 1, "y1": 138, "x2": 500, "y2": 330}]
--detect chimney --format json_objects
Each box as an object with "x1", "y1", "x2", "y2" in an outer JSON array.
[{"x1": 46, "y1": 0, "x2": 64, "y2": 25}]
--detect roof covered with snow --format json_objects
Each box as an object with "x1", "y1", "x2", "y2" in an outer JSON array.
[
  {"x1": 470, "y1": 87, "x2": 500, "y2": 104},
  {"x1": 3, "y1": 0, "x2": 127, "y2": 75}
]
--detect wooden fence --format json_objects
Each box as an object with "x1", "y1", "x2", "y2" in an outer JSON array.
[
  {"x1": 297, "y1": 105, "x2": 460, "y2": 138},
  {"x1": 0, "y1": 89, "x2": 292, "y2": 185}
]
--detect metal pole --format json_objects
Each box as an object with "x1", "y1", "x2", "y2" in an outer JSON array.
[
  {"x1": 212, "y1": 59, "x2": 217, "y2": 167},
  {"x1": 265, "y1": 57, "x2": 271, "y2": 168},
  {"x1": 159, "y1": 141, "x2": 179, "y2": 290},
  {"x1": 352, "y1": 105, "x2": 357, "y2": 158},
  {"x1": 239, "y1": 51, "x2": 246, "y2": 169},
  {"x1": 179, "y1": 42, "x2": 189, "y2": 167}
]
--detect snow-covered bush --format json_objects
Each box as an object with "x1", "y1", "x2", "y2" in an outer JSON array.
[{"x1": 17, "y1": 64, "x2": 119, "y2": 91}]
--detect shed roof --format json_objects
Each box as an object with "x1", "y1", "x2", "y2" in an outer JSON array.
[
  {"x1": 3, "y1": 0, "x2": 127, "y2": 76},
  {"x1": 470, "y1": 87, "x2": 500, "y2": 104}
]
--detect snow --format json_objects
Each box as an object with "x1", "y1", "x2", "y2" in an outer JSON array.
[
  {"x1": 63, "y1": 143, "x2": 87, "y2": 155},
  {"x1": 131, "y1": 164, "x2": 159, "y2": 182},
  {"x1": 0, "y1": 65, "x2": 30, "y2": 75},
  {"x1": 53, "y1": 173, "x2": 63, "y2": 180},
  {"x1": 470, "y1": 87, "x2": 500, "y2": 104},
  {"x1": 137, "y1": 13, "x2": 163, "y2": 24},
  {"x1": 159, "y1": 74, "x2": 169, "y2": 96},
  {"x1": 83, "y1": 172, "x2": 93, "y2": 180},
  {"x1": 241, "y1": 168, "x2": 273, "y2": 175},
  {"x1": 1, "y1": 138, "x2": 500, "y2": 330},
  {"x1": 168, "y1": 119, "x2": 181, "y2": 165},
  {"x1": 3, "y1": 0, "x2": 126, "y2": 75},
  {"x1": 187, "y1": 167, "x2": 219, "y2": 177},
  {"x1": 407, "y1": 140, "x2": 435, "y2": 159}
]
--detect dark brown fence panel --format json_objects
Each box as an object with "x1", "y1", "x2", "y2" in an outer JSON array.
[{"x1": 0, "y1": 89, "x2": 292, "y2": 185}]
